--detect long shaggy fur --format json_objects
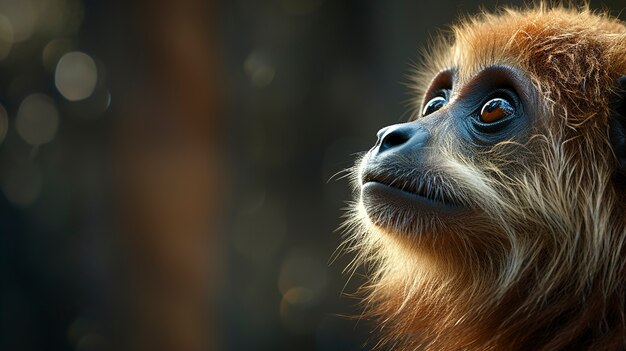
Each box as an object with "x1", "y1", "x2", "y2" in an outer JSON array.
[{"x1": 344, "y1": 4, "x2": 626, "y2": 350}]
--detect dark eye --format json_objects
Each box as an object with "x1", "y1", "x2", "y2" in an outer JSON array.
[
  {"x1": 422, "y1": 96, "x2": 447, "y2": 116},
  {"x1": 480, "y1": 98, "x2": 513, "y2": 123}
]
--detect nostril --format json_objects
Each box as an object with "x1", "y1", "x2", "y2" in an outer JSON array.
[
  {"x1": 373, "y1": 122, "x2": 431, "y2": 155},
  {"x1": 380, "y1": 130, "x2": 410, "y2": 152}
]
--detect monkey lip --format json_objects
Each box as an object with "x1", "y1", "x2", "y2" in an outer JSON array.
[{"x1": 361, "y1": 181, "x2": 465, "y2": 217}]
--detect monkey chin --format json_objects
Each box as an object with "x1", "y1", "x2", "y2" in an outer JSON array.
[{"x1": 360, "y1": 181, "x2": 472, "y2": 236}]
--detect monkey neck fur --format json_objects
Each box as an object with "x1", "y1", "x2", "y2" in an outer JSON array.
[{"x1": 353, "y1": 179, "x2": 626, "y2": 350}]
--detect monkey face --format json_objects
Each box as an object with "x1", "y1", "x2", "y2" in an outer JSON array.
[{"x1": 358, "y1": 65, "x2": 539, "y2": 242}]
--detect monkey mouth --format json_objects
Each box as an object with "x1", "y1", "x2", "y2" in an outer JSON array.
[{"x1": 361, "y1": 174, "x2": 465, "y2": 220}]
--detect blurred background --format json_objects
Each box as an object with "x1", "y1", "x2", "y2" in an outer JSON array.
[{"x1": 0, "y1": 1, "x2": 623, "y2": 350}]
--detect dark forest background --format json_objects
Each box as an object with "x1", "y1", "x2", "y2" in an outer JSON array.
[{"x1": 0, "y1": 1, "x2": 623, "y2": 350}]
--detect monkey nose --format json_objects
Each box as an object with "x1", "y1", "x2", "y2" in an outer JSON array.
[{"x1": 375, "y1": 122, "x2": 431, "y2": 154}]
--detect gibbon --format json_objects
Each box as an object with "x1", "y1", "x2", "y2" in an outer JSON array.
[{"x1": 346, "y1": 4, "x2": 626, "y2": 350}]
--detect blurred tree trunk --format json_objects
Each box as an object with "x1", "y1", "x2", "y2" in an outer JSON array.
[{"x1": 114, "y1": 1, "x2": 223, "y2": 350}]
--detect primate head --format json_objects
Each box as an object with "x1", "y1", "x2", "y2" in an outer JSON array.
[{"x1": 345, "y1": 5, "x2": 626, "y2": 350}]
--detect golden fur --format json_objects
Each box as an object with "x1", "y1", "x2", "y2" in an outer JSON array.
[{"x1": 344, "y1": 4, "x2": 626, "y2": 350}]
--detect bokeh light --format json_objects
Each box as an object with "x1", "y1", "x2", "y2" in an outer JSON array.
[
  {"x1": 278, "y1": 249, "x2": 329, "y2": 333},
  {"x1": 244, "y1": 51, "x2": 276, "y2": 88},
  {"x1": 1, "y1": 163, "x2": 42, "y2": 207},
  {"x1": 278, "y1": 249, "x2": 327, "y2": 299},
  {"x1": 0, "y1": 0, "x2": 37, "y2": 42},
  {"x1": 55, "y1": 51, "x2": 98, "y2": 101},
  {"x1": 15, "y1": 93, "x2": 60, "y2": 145}
]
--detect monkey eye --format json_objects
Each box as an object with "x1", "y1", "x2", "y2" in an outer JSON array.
[
  {"x1": 480, "y1": 98, "x2": 513, "y2": 123},
  {"x1": 422, "y1": 96, "x2": 447, "y2": 116}
]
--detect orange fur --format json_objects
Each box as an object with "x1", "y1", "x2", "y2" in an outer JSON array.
[{"x1": 346, "y1": 4, "x2": 626, "y2": 351}]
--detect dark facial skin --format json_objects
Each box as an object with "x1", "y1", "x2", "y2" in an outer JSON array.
[{"x1": 359, "y1": 65, "x2": 540, "y2": 232}]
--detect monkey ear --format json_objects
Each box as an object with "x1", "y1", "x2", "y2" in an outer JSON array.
[{"x1": 610, "y1": 76, "x2": 626, "y2": 174}]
